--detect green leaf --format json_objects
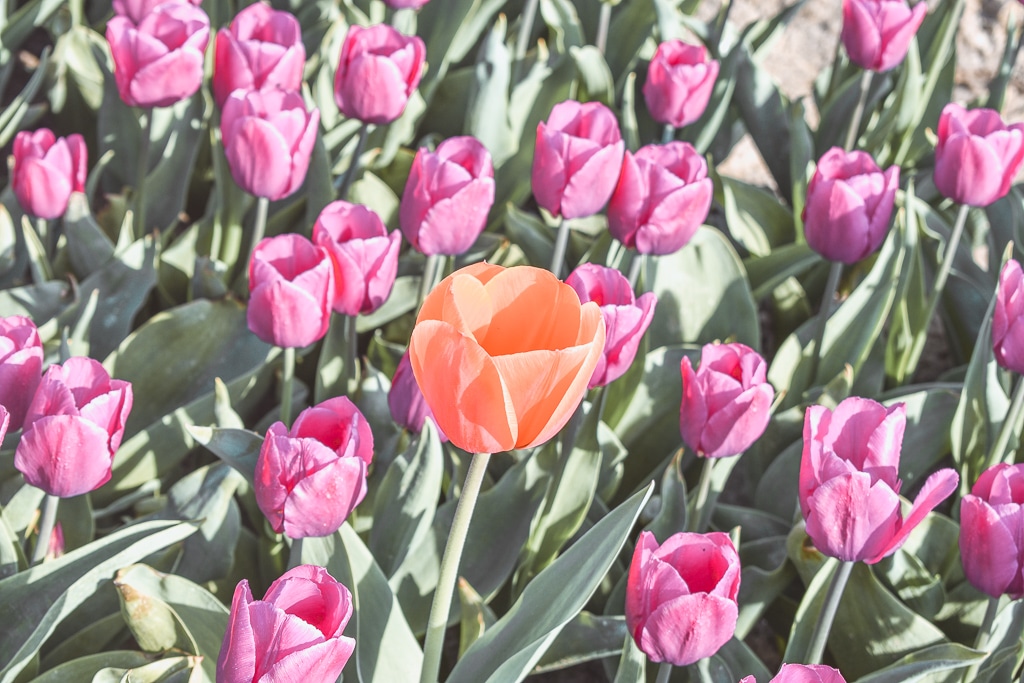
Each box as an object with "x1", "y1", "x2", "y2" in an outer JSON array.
[
  {"x1": 187, "y1": 426, "x2": 264, "y2": 485},
  {"x1": 466, "y1": 15, "x2": 515, "y2": 165},
  {"x1": 27, "y1": 652, "x2": 152, "y2": 683},
  {"x1": 569, "y1": 45, "x2": 615, "y2": 106},
  {"x1": 852, "y1": 643, "x2": 985, "y2": 683},
  {"x1": 534, "y1": 612, "x2": 627, "y2": 674},
  {"x1": 611, "y1": 635, "x2": 646, "y2": 683},
  {"x1": 718, "y1": 175, "x2": 794, "y2": 258},
  {"x1": 63, "y1": 193, "x2": 115, "y2": 278},
  {"x1": 458, "y1": 578, "x2": 497, "y2": 658}
]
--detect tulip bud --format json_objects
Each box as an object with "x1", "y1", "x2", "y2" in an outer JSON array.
[
  {"x1": 934, "y1": 103, "x2": 1024, "y2": 207},
  {"x1": 741, "y1": 664, "x2": 848, "y2": 683},
  {"x1": 642, "y1": 40, "x2": 719, "y2": 129},
  {"x1": 388, "y1": 352, "x2": 447, "y2": 441},
  {"x1": 11, "y1": 129, "x2": 87, "y2": 220},
  {"x1": 994, "y1": 259, "x2": 1024, "y2": 374},
  {"x1": 959, "y1": 463, "x2": 1024, "y2": 599},
  {"x1": 841, "y1": 0, "x2": 927, "y2": 73},
  {"x1": 0, "y1": 315, "x2": 44, "y2": 431},
  {"x1": 334, "y1": 24, "x2": 426, "y2": 125}
]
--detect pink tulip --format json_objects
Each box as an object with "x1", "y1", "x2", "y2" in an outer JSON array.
[
  {"x1": 625, "y1": 531, "x2": 740, "y2": 666},
  {"x1": 934, "y1": 103, "x2": 1024, "y2": 207},
  {"x1": 841, "y1": 0, "x2": 927, "y2": 72},
  {"x1": 994, "y1": 260, "x2": 1024, "y2": 374},
  {"x1": 566, "y1": 263, "x2": 657, "y2": 388},
  {"x1": 312, "y1": 201, "x2": 401, "y2": 316},
  {"x1": 255, "y1": 398, "x2": 373, "y2": 538},
  {"x1": 247, "y1": 234, "x2": 334, "y2": 348},
  {"x1": 0, "y1": 407, "x2": 8, "y2": 449},
  {"x1": 14, "y1": 357, "x2": 133, "y2": 498},
  {"x1": 960, "y1": 463, "x2": 1024, "y2": 599},
  {"x1": 680, "y1": 343, "x2": 774, "y2": 459},
  {"x1": 0, "y1": 315, "x2": 44, "y2": 431},
  {"x1": 803, "y1": 147, "x2": 899, "y2": 264},
  {"x1": 106, "y1": 2, "x2": 210, "y2": 108},
  {"x1": 400, "y1": 136, "x2": 495, "y2": 255},
  {"x1": 607, "y1": 141, "x2": 712, "y2": 255},
  {"x1": 740, "y1": 664, "x2": 847, "y2": 683},
  {"x1": 217, "y1": 564, "x2": 355, "y2": 682},
  {"x1": 112, "y1": 0, "x2": 201, "y2": 23},
  {"x1": 643, "y1": 40, "x2": 719, "y2": 129},
  {"x1": 799, "y1": 397, "x2": 958, "y2": 563},
  {"x1": 221, "y1": 88, "x2": 320, "y2": 201},
  {"x1": 334, "y1": 24, "x2": 426, "y2": 125},
  {"x1": 12, "y1": 129, "x2": 87, "y2": 220},
  {"x1": 532, "y1": 100, "x2": 625, "y2": 220},
  {"x1": 213, "y1": 2, "x2": 305, "y2": 108},
  {"x1": 388, "y1": 352, "x2": 448, "y2": 441}
]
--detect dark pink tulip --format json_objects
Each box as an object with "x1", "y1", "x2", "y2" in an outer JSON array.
[
  {"x1": 934, "y1": 103, "x2": 1024, "y2": 207},
  {"x1": 334, "y1": 24, "x2": 426, "y2": 125},
  {"x1": 994, "y1": 260, "x2": 1024, "y2": 374},
  {"x1": 112, "y1": 0, "x2": 201, "y2": 23},
  {"x1": 841, "y1": 0, "x2": 927, "y2": 72},
  {"x1": 680, "y1": 343, "x2": 774, "y2": 459},
  {"x1": 0, "y1": 315, "x2": 44, "y2": 430},
  {"x1": 532, "y1": 100, "x2": 625, "y2": 220},
  {"x1": 803, "y1": 147, "x2": 899, "y2": 264},
  {"x1": 247, "y1": 234, "x2": 334, "y2": 348},
  {"x1": 959, "y1": 463, "x2": 1024, "y2": 599},
  {"x1": 799, "y1": 397, "x2": 958, "y2": 564},
  {"x1": 741, "y1": 664, "x2": 847, "y2": 683},
  {"x1": 255, "y1": 398, "x2": 373, "y2": 538},
  {"x1": 388, "y1": 352, "x2": 448, "y2": 441},
  {"x1": 607, "y1": 141, "x2": 712, "y2": 255},
  {"x1": 221, "y1": 88, "x2": 320, "y2": 201},
  {"x1": 400, "y1": 136, "x2": 495, "y2": 256},
  {"x1": 642, "y1": 40, "x2": 719, "y2": 129},
  {"x1": 15, "y1": 357, "x2": 133, "y2": 498},
  {"x1": 106, "y1": 2, "x2": 210, "y2": 108},
  {"x1": 213, "y1": 2, "x2": 305, "y2": 108},
  {"x1": 12, "y1": 129, "x2": 87, "y2": 220},
  {"x1": 625, "y1": 531, "x2": 740, "y2": 666},
  {"x1": 566, "y1": 263, "x2": 656, "y2": 388},
  {"x1": 312, "y1": 201, "x2": 401, "y2": 316},
  {"x1": 217, "y1": 564, "x2": 355, "y2": 682}
]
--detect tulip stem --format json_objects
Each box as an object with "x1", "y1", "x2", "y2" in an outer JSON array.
[
  {"x1": 844, "y1": 70, "x2": 872, "y2": 152},
  {"x1": 551, "y1": 217, "x2": 570, "y2": 278},
  {"x1": 806, "y1": 559, "x2": 854, "y2": 665},
  {"x1": 134, "y1": 110, "x2": 152, "y2": 240},
  {"x1": 628, "y1": 254, "x2": 645, "y2": 291},
  {"x1": 337, "y1": 123, "x2": 370, "y2": 200},
  {"x1": 421, "y1": 451, "x2": 492, "y2": 683},
  {"x1": 962, "y1": 596, "x2": 1001, "y2": 683},
  {"x1": 989, "y1": 375, "x2": 1024, "y2": 466},
  {"x1": 30, "y1": 494, "x2": 59, "y2": 566},
  {"x1": 809, "y1": 260, "x2": 843, "y2": 385},
  {"x1": 288, "y1": 536, "x2": 304, "y2": 569},
  {"x1": 281, "y1": 346, "x2": 295, "y2": 427},
  {"x1": 344, "y1": 313, "x2": 359, "y2": 396},
  {"x1": 654, "y1": 662, "x2": 673, "y2": 683},
  {"x1": 933, "y1": 203, "x2": 970, "y2": 314},
  {"x1": 513, "y1": 0, "x2": 540, "y2": 82},
  {"x1": 688, "y1": 456, "x2": 715, "y2": 533},
  {"x1": 661, "y1": 124, "x2": 675, "y2": 144},
  {"x1": 595, "y1": 2, "x2": 611, "y2": 54},
  {"x1": 418, "y1": 253, "x2": 441, "y2": 309}
]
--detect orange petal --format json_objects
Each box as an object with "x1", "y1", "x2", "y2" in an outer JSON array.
[
  {"x1": 481, "y1": 267, "x2": 583, "y2": 356},
  {"x1": 442, "y1": 271, "x2": 493, "y2": 341},
  {"x1": 417, "y1": 262, "x2": 503, "y2": 325}
]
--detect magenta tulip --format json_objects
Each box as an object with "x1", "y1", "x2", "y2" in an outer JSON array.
[
  {"x1": 334, "y1": 24, "x2": 426, "y2": 125},
  {"x1": 217, "y1": 564, "x2": 355, "y2": 682},
  {"x1": 607, "y1": 141, "x2": 712, "y2": 255},
  {"x1": 643, "y1": 40, "x2": 719, "y2": 129},
  {"x1": 841, "y1": 0, "x2": 927, "y2": 72},
  {"x1": 799, "y1": 397, "x2": 958, "y2": 563},
  {"x1": 934, "y1": 103, "x2": 1024, "y2": 207},
  {"x1": 12, "y1": 129, "x2": 88, "y2": 220},
  {"x1": 388, "y1": 352, "x2": 447, "y2": 441},
  {"x1": 0, "y1": 315, "x2": 44, "y2": 431},
  {"x1": 625, "y1": 530, "x2": 740, "y2": 666},
  {"x1": 741, "y1": 664, "x2": 847, "y2": 683},
  {"x1": 400, "y1": 135, "x2": 495, "y2": 255},
  {"x1": 112, "y1": 0, "x2": 201, "y2": 23},
  {"x1": 994, "y1": 259, "x2": 1024, "y2": 374},
  {"x1": 14, "y1": 357, "x2": 133, "y2": 498},
  {"x1": 680, "y1": 343, "x2": 774, "y2": 459},
  {"x1": 960, "y1": 463, "x2": 1024, "y2": 599}
]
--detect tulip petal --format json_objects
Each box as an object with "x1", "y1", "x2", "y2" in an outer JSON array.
[
  {"x1": 640, "y1": 593, "x2": 737, "y2": 666},
  {"x1": 959, "y1": 496, "x2": 1019, "y2": 598},
  {"x1": 217, "y1": 581, "x2": 258, "y2": 683},
  {"x1": 15, "y1": 415, "x2": 114, "y2": 497},
  {"x1": 282, "y1": 457, "x2": 367, "y2": 538},
  {"x1": 227, "y1": 118, "x2": 292, "y2": 200},
  {"x1": 867, "y1": 467, "x2": 959, "y2": 563},
  {"x1": 804, "y1": 471, "x2": 901, "y2": 562},
  {"x1": 262, "y1": 636, "x2": 356, "y2": 682},
  {"x1": 480, "y1": 267, "x2": 582, "y2": 355},
  {"x1": 699, "y1": 383, "x2": 773, "y2": 458}
]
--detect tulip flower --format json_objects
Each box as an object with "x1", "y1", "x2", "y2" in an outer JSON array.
[
  {"x1": 217, "y1": 564, "x2": 356, "y2": 682},
  {"x1": 642, "y1": 40, "x2": 719, "y2": 129},
  {"x1": 680, "y1": 343, "x2": 774, "y2": 459},
  {"x1": 802, "y1": 147, "x2": 899, "y2": 264},
  {"x1": 213, "y1": 2, "x2": 306, "y2": 108},
  {"x1": 841, "y1": 0, "x2": 927, "y2": 73},
  {"x1": 389, "y1": 352, "x2": 447, "y2": 441},
  {"x1": 14, "y1": 357, "x2": 133, "y2": 498},
  {"x1": 532, "y1": 100, "x2": 625, "y2": 220},
  {"x1": 255, "y1": 398, "x2": 373, "y2": 538},
  {"x1": 607, "y1": 141, "x2": 712, "y2": 256},
  {"x1": 0, "y1": 315, "x2": 44, "y2": 431},
  {"x1": 799, "y1": 397, "x2": 958, "y2": 563},
  {"x1": 312, "y1": 201, "x2": 401, "y2": 316},
  {"x1": 741, "y1": 664, "x2": 847, "y2": 683},
  {"x1": 11, "y1": 129, "x2": 88, "y2": 220},
  {"x1": 625, "y1": 531, "x2": 740, "y2": 667},
  {"x1": 994, "y1": 260, "x2": 1024, "y2": 375},
  {"x1": 334, "y1": 24, "x2": 426, "y2": 125},
  {"x1": 112, "y1": 0, "x2": 201, "y2": 23},
  {"x1": 221, "y1": 88, "x2": 320, "y2": 201},
  {"x1": 247, "y1": 234, "x2": 335, "y2": 348},
  {"x1": 934, "y1": 103, "x2": 1024, "y2": 208},
  {"x1": 0, "y1": 406, "x2": 8, "y2": 449},
  {"x1": 565, "y1": 263, "x2": 657, "y2": 388},
  {"x1": 408, "y1": 263, "x2": 606, "y2": 454},
  {"x1": 959, "y1": 463, "x2": 1024, "y2": 599},
  {"x1": 106, "y1": 2, "x2": 210, "y2": 108},
  {"x1": 400, "y1": 136, "x2": 496, "y2": 256}
]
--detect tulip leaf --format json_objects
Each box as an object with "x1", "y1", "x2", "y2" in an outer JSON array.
[
  {"x1": 569, "y1": 45, "x2": 615, "y2": 106},
  {"x1": 142, "y1": 96, "x2": 207, "y2": 233},
  {"x1": 0, "y1": 281, "x2": 70, "y2": 324},
  {"x1": 458, "y1": 578, "x2": 497, "y2": 658},
  {"x1": 187, "y1": 426, "x2": 264, "y2": 486},
  {"x1": 63, "y1": 193, "x2": 115, "y2": 278},
  {"x1": 852, "y1": 643, "x2": 985, "y2": 683},
  {"x1": 611, "y1": 635, "x2": 646, "y2": 683},
  {"x1": 27, "y1": 652, "x2": 153, "y2": 682},
  {"x1": 466, "y1": 16, "x2": 515, "y2": 165},
  {"x1": 0, "y1": 515, "x2": 24, "y2": 579},
  {"x1": 40, "y1": 613, "x2": 129, "y2": 673},
  {"x1": 533, "y1": 612, "x2": 627, "y2": 674},
  {"x1": 504, "y1": 204, "x2": 555, "y2": 268},
  {"x1": 718, "y1": 175, "x2": 795, "y2": 260}
]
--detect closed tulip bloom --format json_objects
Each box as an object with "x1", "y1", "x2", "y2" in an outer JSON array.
[
  {"x1": 994, "y1": 260, "x2": 1024, "y2": 374},
  {"x1": 0, "y1": 315, "x2": 44, "y2": 431},
  {"x1": 532, "y1": 100, "x2": 625, "y2": 220},
  {"x1": 625, "y1": 531, "x2": 740, "y2": 666},
  {"x1": 400, "y1": 136, "x2": 495, "y2": 256},
  {"x1": 217, "y1": 564, "x2": 355, "y2": 682},
  {"x1": 566, "y1": 263, "x2": 656, "y2": 388},
  {"x1": 607, "y1": 141, "x2": 712, "y2": 255},
  {"x1": 106, "y1": 2, "x2": 210, "y2": 108},
  {"x1": 247, "y1": 234, "x2": 334, "y2": 348},
  {"x1": 803, "y1": 147, "x2": 899, "y2": 264},
  {"x1": 680, "y1": 343, "x2": 774, "y2": 459},
  {"x1": 800, "y1": 397, "x2": 958, "y2": 564},
  {"x1": 959, "y1": 463, "x2": 1024, "y2": 599},
  {"x1": 643, "y1": 40, "x2": 719, "y2": 129},
  {"x1": 312, "y1": 201, "x2": 401, "y2": 316},
  {"x1": 112, "y1": 0, "x2": 201, "y2": 23},
  {"x1": 841, "y1": 0, "x2": 927, "y2": 72},
  {"x1": 255, "y1": 398, "x2": 373, "y2": 538},
  {"x1": 409, "y1": 263, "x2": 605, "y2": 454},
  {"x1": 934, "y1": 103, "x2": 1024, "y2": 207},
  {"x1": 388, "y1": 352, "x2": 447, "y2": 441},
  {"x1": 222, "y1": 88, "x2": 320, "y2": 201},
  {"x1": 14, "y1": 357, "x2": 133, "y2": 498},
  {"x1": 213, "y1": 2, "x2": 305, "y2": 108},
  {"x1": 12, "y1": 129, "x2": 88, "y2": 220},
  {"x1": 740, "y1": 664, "x2": 847, "y2": 683},
  {"x1": 334, "y1": 24, "x2": 426, "y2": 125}
]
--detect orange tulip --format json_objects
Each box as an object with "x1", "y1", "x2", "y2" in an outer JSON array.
[{"x1": 409, "y1": 263, "x2": 606, "y2": 454}]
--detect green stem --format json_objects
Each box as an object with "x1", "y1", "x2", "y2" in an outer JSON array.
[
  {"x1": 550, "y1": 216, "x2": 570, "y2": 278},
  {"x1": 844, "y1": 70, "x2": 872, "y2": 151},
  {"x1": 337, "y1": 123, "x2": 370, "y2": 200},
  {"x1": 513, "y1": 0, "x2": 540, "y2": 82},
  {"x1": 809, "y1": 261, "x2": 844, "y2": 385},
  {"x1": 250, "y1": 195, "x2": 269, "y2": 260},
  {"x1": 806, "y1": 560, "x2": 854, "y2": 665},
  {"x1": 344, "y1": 313, "x2": 359, "y2": 396},
  {"x1": 30, "y1": 494, "x2": 59, "y2": 566},
  {"x1": 134, "y1": 110, "x2": 152, "y2": 240},
  {"x1": 990, "y1": 375, "x2": 1024, "y2": 465},
  {"x1": 962, "y1": 596, "x2": 1000, "y2": 683},
  {"x1": 280, "y1": 346, "x2": 295, "y2": 427},
  {"x1": 688, "y1": 456, "x2": 715, "y2": 533},
  {"x1": 628, "y1": 254, "x2": 645, "y2": 291},
  {"x1": 654, "y1": 661, "x2": 673, "y2": 683},
  {"x1": 661, "y1": 123, "x2": 675, "y2": 144},
  {"x1": 420, "y1": 451, "x2": 492, "y2": 683},
  {"x1": 37, "y1": 217, "x2": 51, "y2": 261},
  {"x1": 418, "y1": 253, "x2": 441, "y2": 309},
  {"x1": 595, "y1": 2, "x2": 612, "y2": 54},
  {"x1": 288, "y1": 536, "x2": 303, "y2": 569},
  {"x1": 932, "y1": 203, "x2": 970, "y2": 307}
]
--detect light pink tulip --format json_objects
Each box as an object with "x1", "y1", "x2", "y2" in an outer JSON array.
[
  {"x1": 334, "y1": 24, "x2": 425, "y2": 125},
  {"x1": 0, "y1": 315, "x2": 44, "y2": 431},
  {"x1": 740, "y1": 664, "x2": 847, "y2": 683},
  {"x1": 12, "y1": 129, "x2": 87, "y2": 220},
  {"x1": 643, "y1": 40, "x2": 719, "y2": 129},
  {"x1": 800, "y1": 397, "x2": 958, "y2": 563},
  {"x1": 841, "y1": 0, "x2": 927, "y2": 72},
  {"x1": 994, "y1": 260, "x2": 1024, "y2": 374},
  {"x1": 959, "y1": 463, "x2": 1024, "y2": 599},
  {"x1": 388, "y1": 352, "x2": 447, "y2": 441},
  {"x1": 217, "y1": 564, "x2": 355, "y2": 682},
  {"x1": 934, "y1": 103, "x2": 1024, "y2": 207},
  {"x1": 112, "y1": 0, "x2": 201, "y2": 23}
]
